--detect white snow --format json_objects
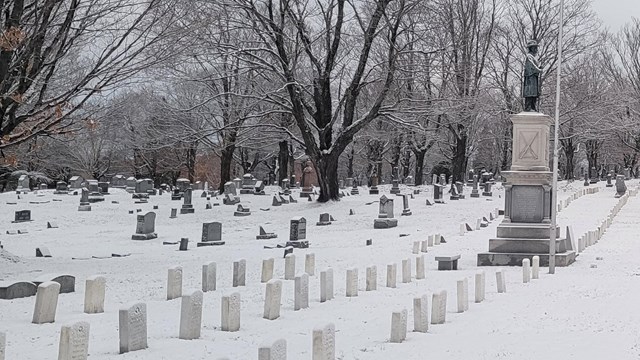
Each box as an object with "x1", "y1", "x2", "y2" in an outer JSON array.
[{"x1": 0, "y1": 181, "x2": 638, "y2": 359}]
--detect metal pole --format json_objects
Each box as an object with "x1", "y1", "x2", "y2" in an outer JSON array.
[{"x1": 550, "y1": 0, "x2": 566, "y2": 274}]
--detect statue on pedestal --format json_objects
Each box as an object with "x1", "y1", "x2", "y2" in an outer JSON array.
[{"x1": 523, "y1": 40, "x2": 542, "y2": 112}]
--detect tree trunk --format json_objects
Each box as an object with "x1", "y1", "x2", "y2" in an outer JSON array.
[
  {"x1": 413, "y1": 149, "x2": 426, "y2": 185},
  {"x1": 186, "y1": 143, "x2": 197, "y2": 182},
  {"x1": 315, "y1": 153, "x2": 340, "y2": 202},
  {"x1": 219, "y1": 145, "x2": 234, "y2": 192},
  {"x1": 347, "y1": 146, "x2": 355, "y2": 178},
  {"x1": 278, "y1": 140, "x2": 289, "y2": 187},
  {"x1": 500, "y1": 121, "x2": 512, "y2": 171},
  {"x1": 451, "y1": 133, "x2": 468, "y2": 182},
  {"x1": 564, "y1": 148, "x2": 574, "y2": 180},
  {"x1": 401, "y1": 150, "x2": 411, "y2": 181}
]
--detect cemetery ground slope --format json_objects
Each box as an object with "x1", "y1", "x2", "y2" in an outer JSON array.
[{"x1": 0, "y1": 181, "x2": 638, "y2": 359}]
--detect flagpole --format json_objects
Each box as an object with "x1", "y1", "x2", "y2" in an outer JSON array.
[{"x1": 550, "y1": 0, "x2": 565, "y2": 274}]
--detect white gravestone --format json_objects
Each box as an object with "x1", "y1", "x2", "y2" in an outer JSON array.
[
  {"x1": 233, "y1": 259, "x2": 246, "y2": 287},
  {"x1": 305, "y1": 253, "x2": 315, "y2": 276},
  {"x1": 179, "y1": 289, "x2": 203, "y2": 340},
  {"x1": 457, "y1": 278, "x2": 469, "y2": 313},
  {"x1": 431, "y1": 290, "x2": 447, "y2": 324},
  {"x1": 389, "y1": 309, "x2": 408, "y2": 343},
  {"x1": 84, "y1": 275, "x2": 106, "y2": 314},
  {"x1": 522, "y1": 258, "x2": 531, "y2": 283},
  {"x1": 346, "y1": 268, "x2": 358, "y2": 297},
  {"x1": 415, "y1": 255, "x2": 425, "y2": 280},
  {"x1": 412, "y1": 241, "x2": 420, "y2": 254},
  {"x1": 427, "y1": 235, "x2": 434, "y2": 247},
  {"x1": 320, "y1": 269, "x2": 334, "y2": 303},
  {"x1": 262, "y1": 258, "x2": 275, "y2": 283},
  {"x1": 459, "y1": 223, "x2": 465, "y2": 236},
  {"x1": 475, "y1": 271, "x2": 486, "y2": 303},
  {"x1": 435, "y1": 234, "x2": 441, "y2": 245},
  {"x1": 366, "y1": 266, "x2": 377, "y2": 291},
  {"x1": 421, "y1": 239, "x2": 429, "y2": 252},
  {"x1": 386, "y1": 263, "x2": 397, "y2": 288},
  {"x1": 312, "y1": 323, "x2": 335, "y2": 360},
  {"x1": 294, "y1": 273, "x2": 309, "y2": 310},
  {"x1": 258, "y1": 339, "x2": 287, "y2": 360},
  {"x1": 167, "y1": 266, "x2": 183, "y2": 300},
  {"x1": 119, "y1": 302, "x2": 147, "y2": 354},
  {"x1": 263, "y1": 280, "x2": 282, "y2": 320},
  {"x1": 532, "y1": 256, "x2": 540, "y2": 279},
  {"x1": 284, "y1": 254, "x2": 295, "y2": 280},
  {"x1": 32, "y1": 281, "x2": 60, "y2": 324},
  {"x1": 402, "y1": 259, "x2": 411, "y2": 283},
  {"x1": 0, "y1": 332, "x2": 4, "y2": 360},
  {"x1": 221, "y1": 292, "x2": 241, "y2": 331},
  {"x1": 202, "y1": 262, "x2": 216, "y2": 292},
  {"x1": 413, "y1": 295, "x2": 429, "y2": 333},
  {"x1": 58, "y1": 321, "x2": 90, "y2": 360},
  {"x1": 496, "y1": 271, "x2": 507, "y2": 293}
]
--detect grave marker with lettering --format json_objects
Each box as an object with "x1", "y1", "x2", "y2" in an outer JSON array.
[{"x1": 119, "y1": 302, "x2": 147, "y2": 354}]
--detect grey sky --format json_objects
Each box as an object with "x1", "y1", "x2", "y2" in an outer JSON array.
[{"x1": 591, "y1": 0, "x2": 640, "y2": 30}]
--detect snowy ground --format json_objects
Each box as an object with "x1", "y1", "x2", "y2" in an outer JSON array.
[{"x1": 1, "y1": 180, "x2": 638, "y2": 359}]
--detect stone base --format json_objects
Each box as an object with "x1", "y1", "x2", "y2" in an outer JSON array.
[
  {"x1": 286, "y1": 240, "x2": 309, "y2": 248},
  {"x1": 401, "y1": 210, "x2": 412, "y2": 216},
  {"x1": 374, "y1": 218, "x2": 398, "y2": 229},
  {"x1": 489, "y1": 237, "x2": 568, "y2": 253},
  {"x1": 390, "y1": 188, "x2": 400, "y2": 194},
  {"x1": 171, "y1": 195, "x2": 182, "y2": 200},
  {"x1": 131, "y1": 233, "x2": 158, "y2": 240},
  {"x1": 223, "y1": 198, "x2": 240, "y2": 205},
  {"x1": 240, "y1": 189, "x2": 254, "y2": 194},
  {"x1": 256, "y1": 234, "x2": 277, "y2": 240},
  {"x1": 132, "y1": 193, "x2": 149, "y2": 199},
  {"x1": 316, "y1": 221, "x2": 331, "y2": 226},
  {"x1": 449, "y1": 196, "x2": 459, "y2": 200},
  {"x1": 197, "y1": 241, "x2": 225, "y2": 247},
  {"x1": 88, "y1": 196, "x2": 104, "y2": 203},
  {"x1": 180, "y1": 206, "x2": 194, "y2": 214},
  {"x1": 435, "y1": 199, "x2": 445, "y2": 204},
  {"x1": 496, "y1": 223, "x2": 559, "y2": 239},
  {"x1": 53, "y1": 191, "x2": 68, "y2": 195},
  {"x1": 299, "y1": 191, "x2": 313, "y2": 198},
  {"x1": 78, "y1": 205, "x2": 92, "y2": 211},
  {"x1": 482, "y1": 192, "x2": 493, "y2": 196},
  {"x1": 470, "y1": 191, "x2": 480, "y2": 198},
  {"x1": 234, "y1": 212, "x2": 251, "y2": 217},
  {"x1": 369, "y1": 189, "x2": 379, "y2": 195},
  {"x1": 606, "y1": 184, "x2": 613, "y2": 187},
  {"x1": 477, "y1": 251, "x2": 576, "y2": 267}
]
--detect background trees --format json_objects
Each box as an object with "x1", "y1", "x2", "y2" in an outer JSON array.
[{"x1": 0, "y1": 0, "x2": 638, "y2": 198}]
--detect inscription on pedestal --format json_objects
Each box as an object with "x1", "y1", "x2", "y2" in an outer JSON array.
[{"x1": 511, "y1": 186, "x2": 543, "y2": 223}]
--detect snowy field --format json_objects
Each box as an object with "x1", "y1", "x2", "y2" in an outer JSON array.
[{"x1": 1, "y1": 180, "x2": 639, "y2": 360}]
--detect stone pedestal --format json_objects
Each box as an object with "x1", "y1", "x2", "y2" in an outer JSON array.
[{"x1": 477, "y1": 112, "x2": 576, "y2": 267}]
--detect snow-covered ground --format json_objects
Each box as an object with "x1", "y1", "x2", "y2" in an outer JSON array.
[{"x1": 0, "y1": 180, "x2": 638, "y2": 359}]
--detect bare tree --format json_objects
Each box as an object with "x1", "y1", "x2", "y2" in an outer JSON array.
[{"x1": 0, "y1": 0, "x2": 182, "y2": 150}]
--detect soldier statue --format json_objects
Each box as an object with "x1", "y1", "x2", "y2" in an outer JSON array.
[{"x1": 523, "y1": 39, "x2": 542, "y2": 112}]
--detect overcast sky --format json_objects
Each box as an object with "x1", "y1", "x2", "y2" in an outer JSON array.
[{"x1": 591, "y1": 0, "x2": 640, "y2": 30}]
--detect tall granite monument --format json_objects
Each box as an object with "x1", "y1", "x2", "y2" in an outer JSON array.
[{"x1": 477, "y1": 39, "x2": 576, "y2": 267}]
